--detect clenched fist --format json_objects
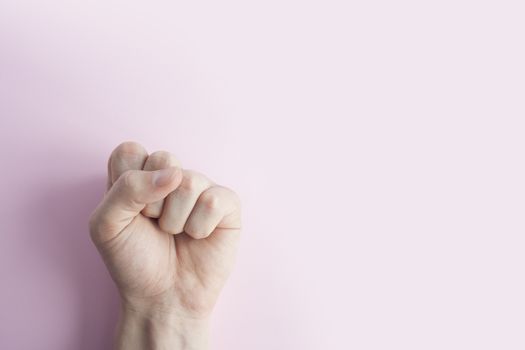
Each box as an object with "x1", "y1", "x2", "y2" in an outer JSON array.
[{"x1": 88, "y1": 141, "x2": 242, "y2": 349}]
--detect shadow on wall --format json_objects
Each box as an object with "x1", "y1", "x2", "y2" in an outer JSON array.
[{"x1": 31, "y1": 175, "x2": 119, "y2": 350}]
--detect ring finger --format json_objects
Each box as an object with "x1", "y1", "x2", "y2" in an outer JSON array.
[{"x1": 158, "y1": 170, "x2": 213, "y2": 235}]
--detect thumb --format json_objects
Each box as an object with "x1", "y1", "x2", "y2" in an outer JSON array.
[{"x1": 89, "y1": 166, "x2": 182, "y2": 244}]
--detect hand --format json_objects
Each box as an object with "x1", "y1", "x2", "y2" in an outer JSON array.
[{"x1": 88, "y1": 142, "x2": 242, "y2": 349}]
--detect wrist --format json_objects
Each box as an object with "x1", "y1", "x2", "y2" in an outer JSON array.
[{"x1": 115, "y1": 302, "x2": 210, "y2": 350}]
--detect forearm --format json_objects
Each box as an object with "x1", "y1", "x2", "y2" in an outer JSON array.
[{"x1": 115, "y1": 303, "x2": 210, "y2": 350}]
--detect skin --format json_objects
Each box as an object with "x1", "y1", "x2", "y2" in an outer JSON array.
[{"x1": 88, "y1": 141, "x2": 242, "y2": 349}]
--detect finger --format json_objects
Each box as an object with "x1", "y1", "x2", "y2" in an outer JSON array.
[
  {"x1": 142, "y1": 151, "x2": 182, "y2": 218},
  {"x1": 109, "y1": 141, "x2": 149, "y2": 187},
  {"x1": 90, "y1": 166, "x2": 183, "y2": 244},
  {"x1": 184, "y1": 185, "x2": 242, "y2": 239},
  {"x1": 158, "y1": 170, "x2": 213, "y2": 235}
]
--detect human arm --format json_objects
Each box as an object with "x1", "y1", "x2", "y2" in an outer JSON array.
[{"x1": 88, "y1": 141, "x2": 242, "y2": 349}]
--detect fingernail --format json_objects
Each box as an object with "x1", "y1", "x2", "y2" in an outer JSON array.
[{"x1": 153, "y1": 167, "x2": 178, "y2": 187}]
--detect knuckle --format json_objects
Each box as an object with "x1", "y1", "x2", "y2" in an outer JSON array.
[
  {"x1": 148, "y1": 150, "x2": 180, "y2": 167},
  {"x1": 119, "y1": 170, "x2": 142, "y2": 200},
  {"x1": 180, "y1": 172, "x2": 203, "y2": 192},
  {"x1": 199, "y1": 191, "x2": 220, "y2": 210},
  {"x1": 121, "y1": 169, "x2": 135, "y2": 190},
  {"x1": 112, "y1": 141, "x2": 145, "y2": 159}
]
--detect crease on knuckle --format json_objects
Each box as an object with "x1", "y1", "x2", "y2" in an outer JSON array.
[
  {"x1": 121, "y1": 169, "x2": 136, "y2": 191},
  {"x1": 200, "y1": 191, "x2": 220, "y2": 210},
  {"x1": 180, "y1": 174, "x2": 201, "y2": 192}
]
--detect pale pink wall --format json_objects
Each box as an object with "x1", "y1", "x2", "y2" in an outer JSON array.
[{"x1": 1, "y1": 1, "x2": 525, "y2": 349}]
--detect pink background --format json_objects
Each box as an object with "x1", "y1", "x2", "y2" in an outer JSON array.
[{"x1": 1, "y1": 1, "x2": 524, "y2": 349}]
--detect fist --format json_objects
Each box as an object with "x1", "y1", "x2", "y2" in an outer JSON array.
[{"x1": 88, "y1": 141, "x2": 242, "y2": 319}]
